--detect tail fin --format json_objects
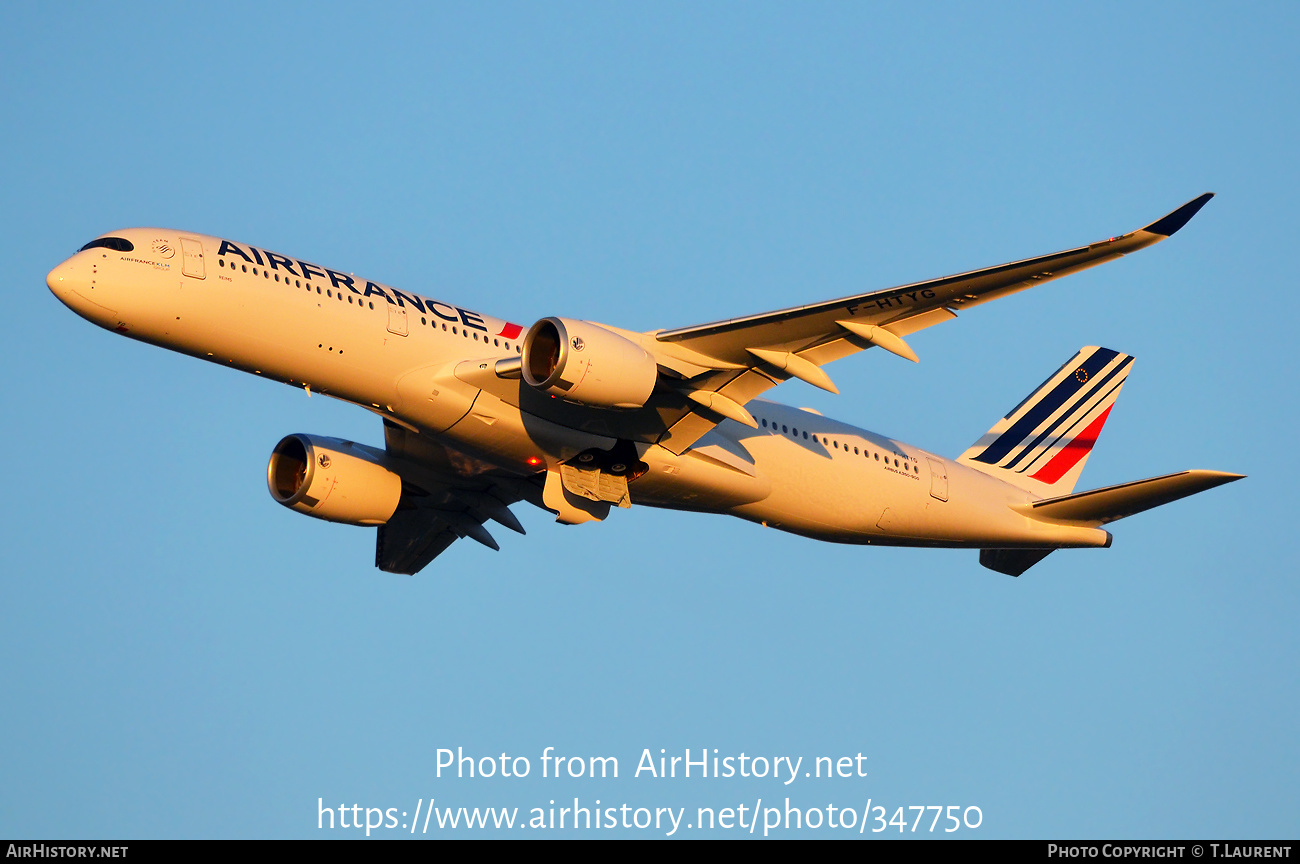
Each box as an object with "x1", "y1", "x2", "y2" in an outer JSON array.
[{"x1": 958, "y1": 346, "x2": 1133, "y2": 496}]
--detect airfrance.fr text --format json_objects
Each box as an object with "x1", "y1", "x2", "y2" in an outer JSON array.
[{"x1": 318, "y1": 798, "x2": 983, "y2": 837}]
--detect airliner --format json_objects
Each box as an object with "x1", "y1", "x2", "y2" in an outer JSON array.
[{"x1": 47, "y1": 194, "x2": 1241, "y2": 576}]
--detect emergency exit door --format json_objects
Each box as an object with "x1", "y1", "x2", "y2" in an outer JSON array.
[
  {"x1": 928, "y1": 458, "x2": 949, "y2": 502},
  {"x1": 180, "y1": 237, "x2": 205, "y2": 279},
  {"x1": 387, "y1": 305, "x2": 408, "y2": 336}
]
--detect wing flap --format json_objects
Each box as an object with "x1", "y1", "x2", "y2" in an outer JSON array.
[
  {"x1": 374, "y1": 420, "x2": 529, "y2": 574},
  {"x1": 376, "y1": 510, "x2": 463, "y2": 575}
]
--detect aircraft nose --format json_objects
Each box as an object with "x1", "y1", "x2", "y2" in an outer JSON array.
[
  {"x1": 47, "y1": 257, "x2": 80, "y2": 304},
  {"x1": 47, "y1": 255, "x2": 118, "y2": 324}
]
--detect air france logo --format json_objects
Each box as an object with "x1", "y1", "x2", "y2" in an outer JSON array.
[
  {"x1": 216, "y1": 239, "x2": 498, "y2": 335},
  {"x1": 572, "y1": 336, "x2": 586, "y2": 351},
  {"x1": 151, "y1": 240, "x2": 175, "y2": 258},
  {"x1": 318, "y1": 454, "x2": 332, "y2": 469}
]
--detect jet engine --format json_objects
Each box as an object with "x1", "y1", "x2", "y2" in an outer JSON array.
[
  {"x1": 267, "y1": 434, "x2": 402, "y2": 526},
  {"x1": 521, "y1": 317, "x2": 658, "y2": 409}
]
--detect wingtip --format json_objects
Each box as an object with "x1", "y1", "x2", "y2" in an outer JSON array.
[
  {"x1": 1186, "y1": 469, "x2": 1246, "y2": 489},
  {"x1": 1142, "y1": 192, "x2": 1215, "y2": 237}
]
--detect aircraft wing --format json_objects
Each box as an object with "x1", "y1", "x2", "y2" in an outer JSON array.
[
  {"x1": 645, "y1": 194, "x2": 1213, "y2": 453},
  {"x1": 375, "y1": 421, "x2": 529, "y2": 574}
]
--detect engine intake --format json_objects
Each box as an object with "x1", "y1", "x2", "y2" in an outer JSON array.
[
  {"x1": 267, "y1": 434, "x2": 402, "y2": 526},
  {"x1": 521, "y1": 317, "x2": 658, "y2": 409}
]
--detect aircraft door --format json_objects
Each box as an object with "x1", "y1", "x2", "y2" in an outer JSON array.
[
  {"x1": 180, "y1": 237, "x2": 205, "y2": 279},
  {"x1": 387, "y1": 305, "x2": 408, "y2": 336},
  {"x1": 927, "y1": 458, "x2": 949, "y2": 502}
]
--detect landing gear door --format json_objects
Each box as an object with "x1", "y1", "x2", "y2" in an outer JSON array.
[
  {"x1": 927, "y1": 458, "x2": 949, "y2": 502},
  {"x1": 180, "y1": 237, "x2": 205, "y2": 279},
  {"x1": 387, "y1": 305, "x2": 408, "y2": 336}
]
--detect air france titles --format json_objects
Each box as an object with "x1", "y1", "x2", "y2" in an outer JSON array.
[{"x1": 216, "y1": 240, "x2": 489, "y2": 332}]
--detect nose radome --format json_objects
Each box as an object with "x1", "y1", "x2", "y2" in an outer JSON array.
[
  {"x1": 47, "y1": 255, "x2": 118, "y2": 326},
  {"x1": 47, "y1": 258, "x2": 79, "y2": 302}
]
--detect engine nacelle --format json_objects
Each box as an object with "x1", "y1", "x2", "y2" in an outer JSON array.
[
  {"x1": 521, "y1": 317, "x2": 658, "y2": 409},
  {"x1": 267, "y1": 434, "x2": 402, "y2": 526}
]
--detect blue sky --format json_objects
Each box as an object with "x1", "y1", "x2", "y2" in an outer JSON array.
[{"x1": 2, "y1": 2, "x2": 1296, "y2": 838}]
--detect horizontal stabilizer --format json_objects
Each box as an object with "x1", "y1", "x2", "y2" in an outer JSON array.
[
  {"x1": 1025, "y1": 470, "x2": 1244, "y2": 525},
  {"x1": 980, "y1": 548, "x2": 1055, "y2": 577}
]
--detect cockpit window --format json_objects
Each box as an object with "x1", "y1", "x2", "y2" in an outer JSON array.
[{"x1": 79, "y1": 237, "x2": 134, "y2": 253}]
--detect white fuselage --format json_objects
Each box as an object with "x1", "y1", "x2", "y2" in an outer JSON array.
[{"x1": 48, "y1": 229, "x2": 1109, "y2": 552}]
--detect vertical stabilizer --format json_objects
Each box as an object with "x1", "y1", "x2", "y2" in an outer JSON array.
[{"x1": 958, "y1": 346, "x2": 1133, "y2": 496}]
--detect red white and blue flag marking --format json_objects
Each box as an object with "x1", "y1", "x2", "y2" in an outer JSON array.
[{"x1": 960, "y1": 346, "x2": 1133, "y2": 493}]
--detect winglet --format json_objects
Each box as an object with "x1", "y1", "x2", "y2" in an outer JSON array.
[{"x1": 1142, "y1": 192, "x2": 1214, "y2": 237}]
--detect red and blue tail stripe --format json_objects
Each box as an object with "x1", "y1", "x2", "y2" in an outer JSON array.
[{"x1": 958, "y1": 346, "x2": 1134, "y2": 494}]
